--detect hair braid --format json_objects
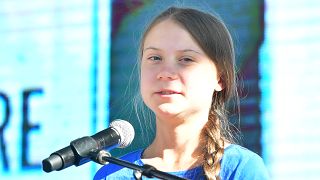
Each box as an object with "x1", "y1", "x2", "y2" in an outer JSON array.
[
  {"x1": 201, "y1": 88, "x2": 231, "y2": 180},
  {"x1": 202, "y1": 108, "x2": 225, "y2": 180}
]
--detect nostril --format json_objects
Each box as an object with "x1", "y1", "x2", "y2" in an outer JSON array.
[{"x1": 157, "y1": 71, "x2": 178, "y2": 80}]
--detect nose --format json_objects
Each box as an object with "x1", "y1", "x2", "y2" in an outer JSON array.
[{"x1": 156, "y1": 67, "x2": 178, "y2": 80}]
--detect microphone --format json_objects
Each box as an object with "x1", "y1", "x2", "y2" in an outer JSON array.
[{"x1": 42, "y1": 119, "x2": 135, "y2": 173}]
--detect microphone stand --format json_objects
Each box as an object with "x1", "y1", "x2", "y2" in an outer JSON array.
[{"x1": 91, "y1": 150, "x2": 188, "y2": 180}]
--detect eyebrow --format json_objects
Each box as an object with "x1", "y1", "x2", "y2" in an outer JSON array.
[
  {"x1": 143, "y1": 46, "x2": 160, "y2": 52},
  {"x1": 181, "y1": 49, "x2": 202, "y2": 54},
  {"x1": 143, "y1": 47, "x2": 202, "y2": 54}
]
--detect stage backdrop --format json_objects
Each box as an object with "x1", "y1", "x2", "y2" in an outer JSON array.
[{"x1": 0, "y1": 0, "x2": 110, "y2": 179}]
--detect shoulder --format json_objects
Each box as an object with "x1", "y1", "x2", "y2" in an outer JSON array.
[
  {"x1": 220, "y1": 144, "x2": 270, "y2": 180},
  {"x1": 222, "y1": 144, "x2": 260, "y2": 162},
  {"x1": 94, "y1": 149, "x2": 144, "y2": 180}
]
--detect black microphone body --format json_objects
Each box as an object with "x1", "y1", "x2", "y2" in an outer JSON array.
[{"x1": 42, "y1": 120, "x2": 134, "y2": 173}]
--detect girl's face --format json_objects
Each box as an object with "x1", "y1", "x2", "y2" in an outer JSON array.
[{"x1": 140, "y1": 19, "x2": 223, "y2": 121}]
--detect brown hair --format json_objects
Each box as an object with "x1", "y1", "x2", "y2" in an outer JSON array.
[{"x1": 139, "y1": 7, "x2": 238, "y2": 180}]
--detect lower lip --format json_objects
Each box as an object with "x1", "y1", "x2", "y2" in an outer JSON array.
[{"x1": 156, "y1": 93, "x2": 181, "y2": 97}]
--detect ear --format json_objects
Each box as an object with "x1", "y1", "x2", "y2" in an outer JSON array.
[{"x1": 214, "y1": 78, "x2": 224, "y2": 92}]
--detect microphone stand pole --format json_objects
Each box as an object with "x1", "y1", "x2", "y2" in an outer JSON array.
[{"x1": 91, "y1": 150, "x2": 187, "y2": 180}]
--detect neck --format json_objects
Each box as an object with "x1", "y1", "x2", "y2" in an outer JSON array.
[
  {"x1": 142, "y1": 115, "x2": 207, "y2": 171},
  {"x1": 154, "y1": 119, "x2": 203, "y2": 150}
]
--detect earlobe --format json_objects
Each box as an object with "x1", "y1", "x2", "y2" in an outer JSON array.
[{"x1": 215, "y1": 78, "x2": 224, "y2": 91}]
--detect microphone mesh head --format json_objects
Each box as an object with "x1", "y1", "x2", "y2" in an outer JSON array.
[{"x1": 110, "y1": 119, "x2": 135, "y2": 148}]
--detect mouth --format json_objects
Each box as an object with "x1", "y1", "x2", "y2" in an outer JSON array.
[{"x1": 156, "y1": 90, "x2": 182, "y2": 95}]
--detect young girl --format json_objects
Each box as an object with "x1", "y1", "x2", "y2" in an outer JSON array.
[{"x1": 94, "y1": 6, "x2": 269, "y2": 180}]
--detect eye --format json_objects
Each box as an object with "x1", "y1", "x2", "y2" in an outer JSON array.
[
  {"x1": 179, "y1": 57, "x2": 194, "y2": 63},
  {"x1": 147, "y1": 56, "x2": 162, "y2": 61}
]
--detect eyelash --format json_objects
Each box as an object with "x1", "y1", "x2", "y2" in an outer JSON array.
[
  {"x1": 146, "y1": 56, "x2": 195, "y2": 63},
  {"x1": 179, "y1": 57, "x2": 194, "y2": 62},
  {"x1": 147, "y1": 56, "x2": 162, "y2": 61}
]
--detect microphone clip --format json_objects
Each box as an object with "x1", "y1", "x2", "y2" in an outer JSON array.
[{"x1": 90, "y1": 149, "x2": 111, "y2": 165}]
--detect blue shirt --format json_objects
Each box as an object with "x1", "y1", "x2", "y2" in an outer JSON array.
[{"x1": 94, "y1": 144, "x2": 269, "y2": 180}]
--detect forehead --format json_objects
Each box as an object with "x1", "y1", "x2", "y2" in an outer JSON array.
[{"x1": 143, "y1": 19, "x2": 203, "y2": 53}]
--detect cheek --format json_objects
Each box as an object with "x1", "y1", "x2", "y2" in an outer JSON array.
[
  {"x1": 187, "y1": 66, "x2": 218, "y2": 87},
  {"x1": 140, "y1": 69, "x2": 153, "y2": 100},
  {"x1": 140, "y1": 75, "x2": 148, "y2": 97},
  {"x1": 141, "y1": 67, "x2": 152, "y2": 83},
  {"x1": 190, "y1": 80, "x2": 215, "y2": 97},
  {"x1": 185, "y1": 69, "x2": 217, "y2": 101}
]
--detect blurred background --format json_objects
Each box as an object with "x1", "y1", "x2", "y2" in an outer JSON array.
[{"x1": 0, "y1": 0, "x2": 319, "y2": 179}]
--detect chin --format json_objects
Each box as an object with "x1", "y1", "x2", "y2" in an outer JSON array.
[
  {"x1": 157, "y1": 108, "x2": 179, "y2": 116},
  {"x1": 154, "y1": 106, "x2": 181, "y2": 118}
]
